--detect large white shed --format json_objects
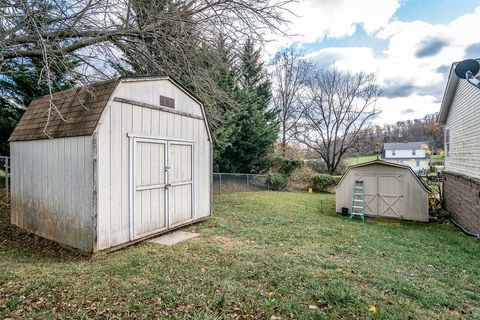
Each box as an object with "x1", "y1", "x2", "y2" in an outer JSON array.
[
  {"x1": 9, "y1": 76, "x2": 212, "y2": 254},
  {"x1": 336, "y1": 160, "x2": 429, "y2": 222}
]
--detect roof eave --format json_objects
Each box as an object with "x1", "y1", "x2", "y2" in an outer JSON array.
[{"x1": 438, "y1": 63, "x2": 459, "y2": 124}]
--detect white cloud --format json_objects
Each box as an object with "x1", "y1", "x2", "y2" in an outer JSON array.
[
  {"x1": 291, "y1": 0, "x2": 400, "y2": 40},
  {"x1": 295, "y1": 6, "x2": 480, "y2": 123},
  {"x1": 375, "y1": 95, "x2": 439, "y2": 124},
  {"x1": 265, "y1": 0, "x2": 400, "y2": 56}
]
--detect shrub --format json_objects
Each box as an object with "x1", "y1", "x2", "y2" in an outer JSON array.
[
  {"x1": 312, "y1": 174, "x2": 341, "y2": 192},
  {"x1": 271, "y1": 157, "x2": 304, "y2": 176},
  {"x1": 287, "y1": 166, "x2": 316, "y2": 191},
  {"x1": 267, "y1": 173, "x2": 288, "y2": 191},
  {"x1": 334, "y1": 160, "x2": 349, "y2": 175},
  {"x1": 305, "y1": 159, "x2": 348, "y2": 175},
  {"x1": 305, "y1": 160, "x2": 327, "y2": 173}
]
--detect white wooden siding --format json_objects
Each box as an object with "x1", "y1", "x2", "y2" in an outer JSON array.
[
  {"x1": 10, "y1": 137, "x2": 94, "y2": 252},
  {"x1": 95, "y1": 91, "x2": 211, "y2": 251},
  {"x1": 114, "y1": 80, "x2": 202, "y2": 117},
  {"x1": 385, "y1": 149, "x2": 425, "y2": 158},
  {"x1": 336, "y1": 163, "x2": 428, "y2": 222},
  {"x1": 445, "y1": 80, "x2": 480, "y2": 179}
]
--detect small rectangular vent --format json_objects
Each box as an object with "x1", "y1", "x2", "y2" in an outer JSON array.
[{"x1": 160, "y1": 95, "x2": 175, "y2": 108}]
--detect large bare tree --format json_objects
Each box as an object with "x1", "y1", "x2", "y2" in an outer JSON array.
[
  {"x1": 1, "y1": 0, "x2": 291, "y2": 130},
  {"x1": 272, "y1": 48, "x2": 312, "y2": 156},
  {"x1": 295, "y1": 66, "x2": 381, "y2": 174}
]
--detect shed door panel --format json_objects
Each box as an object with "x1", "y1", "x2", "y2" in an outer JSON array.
[
  {"x1": 377, "y1": 175, "x2": 403, "y2": 218},
  {"x1": 169, "y1": 143, "x2": 194, "y2": 226},
  {"x1": 355, "y1": 174, "x2": 377, "y2": 216},
  {"x1": 134, "y1": 141, "x2": 167, "y2": 238},
  {"x1": 170, "y1": 144, "x2": 193, "y2": 182},
  {"x1": 130, "y1": 137, "x2": 195, "y2": 240}
]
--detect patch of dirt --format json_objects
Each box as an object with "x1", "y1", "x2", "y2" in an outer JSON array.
[
  {"x1": 429, "y1": 209, "x2": 451, "y2": 224},
  {"x1": 0, "y1": 193, "x2": 86, "y2": 261}
]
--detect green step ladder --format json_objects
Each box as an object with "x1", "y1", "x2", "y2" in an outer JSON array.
[{"x1": 350, "y1": 180, "x2": 365, "y2": 221}]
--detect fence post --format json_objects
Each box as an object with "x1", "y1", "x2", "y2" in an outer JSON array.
[
  {"x1": 246, "y1": 174, "x2": 249, "y2": 191},
  {"x1": 219, "y1": 173, "x2": 222, "y2": 194}
]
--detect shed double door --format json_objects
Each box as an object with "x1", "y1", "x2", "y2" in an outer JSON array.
[
  {"x1": 355, "y1": 174, "x2": 403, "y2": 219},
  {"x1": 130, "y1": 136, "x2": 194, "y2": 240}
]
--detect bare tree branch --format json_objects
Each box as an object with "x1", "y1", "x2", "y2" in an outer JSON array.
[
  {"x1": 1, "y1": 0, "x2": 292, "y2": 130},
  {"x1": 271, "y1": 48, "x2": 312, "y2": 156},
  {"x1": 294, "y1": 65, "x2": 382, "y2": 174}
]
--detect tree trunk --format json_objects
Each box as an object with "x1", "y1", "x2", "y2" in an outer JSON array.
[{"x1": 281, "y1": 124, "x2": 287, "y2": 156}]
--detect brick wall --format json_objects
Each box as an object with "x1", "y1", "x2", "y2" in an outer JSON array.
[{"x1": 444, "y1": 171, "x2": 480, "y2": 234}]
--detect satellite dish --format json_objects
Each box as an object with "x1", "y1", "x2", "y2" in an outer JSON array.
[{"x1": 454, "y1": 59, "x2": 480, "y2": 79}]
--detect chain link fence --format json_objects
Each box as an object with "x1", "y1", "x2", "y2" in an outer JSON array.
[
  {"x1": 213, "y1": 173, "x2": 270, "y2": 194},
  {"x1": 0, "y1": 156, "x2": 10, "y2": 200}
]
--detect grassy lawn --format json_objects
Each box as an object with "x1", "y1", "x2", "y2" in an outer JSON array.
[
  {"x1": 1, "y1": 192, "x2": 479, "y2": 319},
  {"x1": 345, "y1": 155, "x2": 378, "y2": 166}
]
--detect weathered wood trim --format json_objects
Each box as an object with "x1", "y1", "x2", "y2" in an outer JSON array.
[
  {"x1": 129, "y1": 134, "x2": 194, "y2": 144},
  {"x1": 128, "y1": 135, "x2": 135, "y2": 241},
  {"x1": 92, "y1": 131, "x2": 98, "y2": 252},
  {"x1": 113, "y1": 97, "x2": 203, "y2": 120}
]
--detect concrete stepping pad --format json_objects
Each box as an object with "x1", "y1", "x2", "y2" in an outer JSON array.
[{"x1": 149, "y1": 231, "x2": 199, "y2": 246}]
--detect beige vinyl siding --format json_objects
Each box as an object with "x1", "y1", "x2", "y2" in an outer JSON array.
[
  {"x1": 95, "y1": 83, "x2": 211, "y2": 251},
  {"x1": 336, "y1": 163, "x2": 428, "y2": 222},
  {"x1": 10, "y1": 137, "x2": 94, "y2": 252},
  {"x1": 445, "y1": 80, "x2": 480, "y2": 179}
]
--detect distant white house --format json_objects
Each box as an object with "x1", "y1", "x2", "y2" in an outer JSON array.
[
  {"x1": 382, "y1": 142, "x2": 429, "y2": 172},
  {"x1": 438, "y1": 58, "x2": 480, "y2": 236}
]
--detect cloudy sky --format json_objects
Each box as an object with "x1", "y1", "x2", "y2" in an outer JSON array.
[{"x1": 267, "y1": 0, "x2": 480, "y2": 124}]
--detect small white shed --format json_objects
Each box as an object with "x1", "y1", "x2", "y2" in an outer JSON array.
[
  {"x1": 336, "y1": 160, "x2": 429, "y2": 222},
  {"x1": 9, "y1": 76, "x2": 212, "y2": 254}
]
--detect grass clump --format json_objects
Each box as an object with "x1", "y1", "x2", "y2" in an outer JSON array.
[{"x1": 310, "y1": 279, "x2": 358, "y2": 306}]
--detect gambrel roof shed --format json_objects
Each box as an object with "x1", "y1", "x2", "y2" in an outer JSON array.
[
  {"x1": 336, "y1": 160, "x2": 429, "y2": 222},
  {"x1": 10, "y1": 77, "x2": 211, "y2": 142},
  {"x1": 10, "y1": 77, "x2": 212, "y2": 254}
]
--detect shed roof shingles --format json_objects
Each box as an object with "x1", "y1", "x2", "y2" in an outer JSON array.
[{"x1": 9, "y1": 79, "x2": 119, "y2": 141}]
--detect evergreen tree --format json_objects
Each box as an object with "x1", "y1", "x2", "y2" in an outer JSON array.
[
  {"x1": 209, "y1": 36, "x2": 240, "y2": 171},
  {"x1": 0, "y1": 57, "x2": 78, "y2": 155},
  {"x1": 218, "y1": 39, "x2": 279, "y2": 173}
]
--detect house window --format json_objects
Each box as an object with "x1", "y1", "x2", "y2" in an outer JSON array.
[
  {"x1": 160, "y1": 95, "x2": 175, "y2": 108},
  {"x1": 445, "y1": 128, "x2": 450, "y2": 158},
  {"x1": 412, "y1": 149, "x2": 416, "y2": 156},
  {"x1": 392, "y1": 150, "x2": 396, "y2": 156}
]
